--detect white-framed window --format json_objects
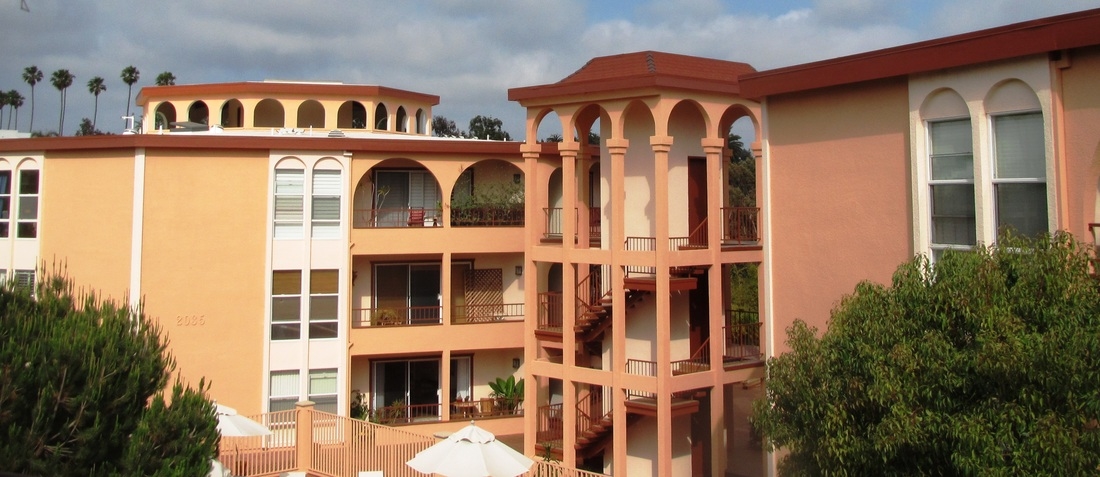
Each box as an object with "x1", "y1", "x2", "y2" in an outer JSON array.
[
  {"x1": 309, "y1": 270, "x2": 338, "y2": 339},
  {"x1": 928, "y1": 118, "x2": 976, "y2": 259},
  {"x1": 16, "y1": 169, "x2": 38, "y2": 239},
  {"x1": 309, "y1": 369, "x2": 338, "y2": 414},
  {"x1": 0, "y1": 170, "x2": 10, "y2": 238},
  {"x1": 274, "y1": 169, "x2": 304, "y2": 239},
  {"x1": 269, "y1": 370, "x2": 300, "y2": 413},
  {"x1": 14, "y1": 269, "x2": 34, "y2": 291},
  {"x1": 271, "y1": 270, "x2": 302, "y2": 340},
  {"x1": 992, "y1": 111, "x2": 1046, "y2": 238},
  {"x1": 311, "y1": 170, "x2": 341, "y2": 239}
]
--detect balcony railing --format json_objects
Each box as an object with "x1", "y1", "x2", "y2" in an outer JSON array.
[
  {"x1": 367, "y1": 403, "x2": 442, "y2": 425},
  {"x1": 451, "y1": 302, "x2": 524, "y2": 323},
  {"x1": 537, "y1": 292, "x2": 564, "y2": 332},
  {"x1": 722, "y1": 207, "x2": 760, "y2": 243},
  {"x1": 543, "y1": 207, "x2": 601, "y2": 241},
  {"x1": 352, "y1": 307, "x2": 442, "y2": 327},
  {"x1": 451, "y1": 205, "x2": 524, "y2": 227},
  {"x1": 354, "y1": 208, "x2": 442, "y2": 228},
  {"x1": 724, "y1": 321, "x2": 763, "y2": 361}
]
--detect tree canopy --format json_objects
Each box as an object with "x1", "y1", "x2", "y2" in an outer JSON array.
[
  {"x1": 753, "y1": 232, "x2": 1100, "y2": 475},
  {"x1": 431, "y1": 115, "x2": 463, "y2": 137},
  {"x1": 0, "y1": 271, "x2": 219, "y2": 476},
  {"x1": 467, "y1": 114, "x2": 511, "y2": 141}
]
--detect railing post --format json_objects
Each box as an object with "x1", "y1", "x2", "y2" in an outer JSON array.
[{"x1": 294, "y1": 400, "x2": 315, "y2": 473}]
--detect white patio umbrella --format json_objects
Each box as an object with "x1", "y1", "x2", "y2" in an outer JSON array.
[
  {"x1": 215, "y1": 403, "x2": 272, "y2": 437},
  {"x1": 406, "y1": 421, "x2": 534, "y2": 477}
]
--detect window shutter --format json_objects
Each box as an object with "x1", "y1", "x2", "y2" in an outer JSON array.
[{"x1": 994, "y1": 113, "x2": 1044, "y2": 179}]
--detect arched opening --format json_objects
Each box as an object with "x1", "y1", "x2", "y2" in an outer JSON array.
[
  {"x1": 374, "y1": 104, "x2": 389, "y2": 130},
  {"x1": 255, "y1": 98, "x2": 285, "y2": 128},
  {"x1": 415, "y1": 109, "x2": 425, "y2": 134},
  {"x1": 536, "y1": 109, "x2": 563, "y2": 143},
  {"x1": 450, "y1": 159, "x2": 524, "y2": 227},
  {"x1": 353, "y1": 158, "x2": 442, "y2": 228},
  {"x1": 187, "y1": 101, "x2": 209, "y2": 125},
  {"x1": 621, "y1": 100, "x2": 657, "y2": 241},
  {"x1": 154, "y1": 102, "x2": 176, "y2": 130},
  {"x1": 297, "y1": 100, "x2": 325, "y2": 128},
  {"x1": 545, "y1": 167, "x2": 564, "y2": 237},
  {"x1": 338, "y1": 101, "x2": 366, "y2": 129},
  {"x1": 220, "y1": 99, "x2": 244, "y2": 127},
  {"x1": 396, "y1": 107, "x2": 408, "y2": 133}
]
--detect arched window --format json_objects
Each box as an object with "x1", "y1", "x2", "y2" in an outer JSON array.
[
  {"x1": 255, "y1": 99, "x2": 285, "y2": 128},
  {"x1": 374, "y1": 103, "x2": 388, "y2": 130},
  {"x1": 396, "y1": 107, "x2": 408, "y2": 132}
]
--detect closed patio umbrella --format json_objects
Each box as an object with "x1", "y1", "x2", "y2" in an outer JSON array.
[{"x1": 406, "y1": 421, "x2": 534, "y2": 477}]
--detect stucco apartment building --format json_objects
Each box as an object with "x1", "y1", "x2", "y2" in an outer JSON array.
[{"x1": 2, "y1": 8, "x2": 1100, "y2": 477}]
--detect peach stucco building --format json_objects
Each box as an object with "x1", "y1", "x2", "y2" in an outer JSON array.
[{"x1": 2, "y1": 8, "x2": 1100, "y2": 477}]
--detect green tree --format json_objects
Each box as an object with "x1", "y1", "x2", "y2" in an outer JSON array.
[
  {"x1": 727, "y1": 134, "x2": 755, "y2": 207},
  {"x1": 155, "y1": 71, "x2": 176, "y2": 86},
  {"x1": 467, "y1": 115, "x2": 511, "y2": 140},
  {"x1": 752, "y1": 232, "x2": 1100, "y2": 475},
  {"x1": 7, "y1": 90, "x2": 24, "y2": 130},
  {"x1": 0, "y1": 270, "x2": 219, "y2": 476},
  {"x1": 75, "y1": 117, "x2": 106, "y2": 136},
  {"x1": 120, "y1": 65, "x2": 140, "y2": 117},
  {"x1": 432, "y1": 115, "x2": 463, "y2": 137},
  {"x1": 0, "y1": 91, "x2": 7, "y2": 129},
  {"x1": 86, "y1": 76, "x2": 106, "y2": 130},
  {"x1": 22, "y1": 65, "x2": 43, "y2": 133},
  {"x1": 50, "y1": 69, "x2": 74, "y2": 136}
]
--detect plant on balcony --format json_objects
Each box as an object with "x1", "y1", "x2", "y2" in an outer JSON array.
[
  {"x1": 374, "y1": 308, "x2": 400, "y2": 326},
  {"x1": 451, "y1": 180, "x2": 524, "y2": 226},
  {"x1": 488, "y1": 375, "x2": 524, "y2": 415},
  {"x1": 350, "y1": 390, "x2": 368, "y2": 420}
]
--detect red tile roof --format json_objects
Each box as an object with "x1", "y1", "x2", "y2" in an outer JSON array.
[{"x1": 509, "y1": 51, "x2": 755, "y2": 102}]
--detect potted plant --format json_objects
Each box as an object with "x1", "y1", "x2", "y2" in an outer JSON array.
[{"x1": 488, "y1": 375, "x2": 524, "y2": 415}]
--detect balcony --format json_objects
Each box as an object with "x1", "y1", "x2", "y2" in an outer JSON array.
[
  {"x1": 542, "y1": 207, "x2": 601, "y2": 245},
  {"x1": 451, "y1": 205, "x2": 524, "y2": 227},
  {"x1": 354, "y1": 207, "x2": 442, "y2": 228},
  {"x1": 352, "y1": 306, "x2": 442, "y2": 327}
]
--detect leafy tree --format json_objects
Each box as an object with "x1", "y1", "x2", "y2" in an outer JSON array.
[
  {"x1": 50, "y1": 69, "x2": 74, "y2": 136},
  {"x1": 86, "y1": 76, "x2": 106, "y2": 130},
  {"x1": 727, "y1": 134, "x2": 755, "y2": 207},
  {"x1": 76, "y1": 117, "x2": 106, "y2": 136},
  {"x1": 0, "y1": 270, "x2": 219, "y2": 476},
  {"x1": 155, "y1": 71, "x2": 176, "y2": 86},
  {"x1": 431, "y1": 115, "x2": 463, "y2": 137},
  {"x1": 7, "y1": 90, "x2": 24, "y2": 130},
  {"x1": 22, "y1": 65, "x2": 42, "y2": 132},
  {"x1": 120, "y1": 65, "x2": 140, "y2": 116},
  {"x1": 467, "y1": 115, "x2": 511, "y2": 141},
  {"x1": 752, "y1": 232, "x2": 1100, "y2": 475},
  {"x1": 542, "y1": 132, "x2": 599, "y2": 144}
]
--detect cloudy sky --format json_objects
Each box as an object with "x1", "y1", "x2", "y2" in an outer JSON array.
[{"x1": 1, "y1": 0, "x2": 1098, "y2": 138}]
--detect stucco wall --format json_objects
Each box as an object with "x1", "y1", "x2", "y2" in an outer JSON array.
[
  {"x1": 141, "y1": 149, "x2": 268, "y2": 414},
  {"x1": 1060, "y1": 45, "x2": 1100, "y2": 237},
  {"x1": 40, "y1": 150, "x2": 134, "y2": 300},
  {"x1": 766, "y1": 77, "x2": 912, "y2": 353}
]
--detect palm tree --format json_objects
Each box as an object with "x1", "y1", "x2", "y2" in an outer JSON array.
[
  {"x1": 0, "y1": 92, "x2": 7, "y2": 129},
  {"x1": 155, "y1": 71, "x2": 176, "y2": 86},
  {"x1": 87, "y1": 76, "x2": 106, "y2": 130},
  {"x1": 120, "y1": 65, "x2": 140, "y2": 117},
  {"x1": 50, "y1": 69, "x2": 74, "y2": 135},
  {"x1": 8, "y1": 91, "x2": 24, "y2": 130},
  {"x1": 22, "y1": 65, "x2": 42, "y2": 133}
]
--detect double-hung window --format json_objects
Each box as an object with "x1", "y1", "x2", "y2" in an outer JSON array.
[
  {"x1": 270, "y1": 370, "x2": 300, "y2": 415},
  {"x1": 311, "y1": 170, "x2": 341, "y2": 238},
  {"x1": 274, "y1": 169, "x2": 304, "y2": 239},
  {"x1": 309, "y1": 270, "x2": 338, "y2": 339},
  {"x1": 992, "y1": 112, "x2": 1046, "y2": 238},
  {"x1": 928, "y1": 119, "x2": 976, "y2": 258},
  {"x1": 271, "y1": 270, "x2": 302, "y2": 340},
  {"x1": 17, "y1": 170, "x2": 38, "y2": 239},
  {"x1": 0, "y1": 171, "x2": 10, "y2": 238},
  {"x1": 309, "y1": 369, "x2": 338, "y2": 414}
]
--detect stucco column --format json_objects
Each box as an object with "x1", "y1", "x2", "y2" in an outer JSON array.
[
  {"x1": 606, "y1": 139, "x2": 629, "y2": 475},
  {"x1": 560, "y1": 144, "x2": 580, "y2": 252},
  {"x1": 441, "y1": 349, "x2": 452, "y2": 421},
  {"x1": 578, "y1": 146, "x2": 593, "y2": 249},
  {"x1": 651, "y1": 135, "x2": 674, "y2": 477},
  {"x1": 703, "y1": 138, "x2": 728, "y2": 476},
  {"x1": 294, "y1": 401, "x2": 315, "y2": 471},
  {"x1": 520, "y1": 144, "x2": 541, "y2": 457}
]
